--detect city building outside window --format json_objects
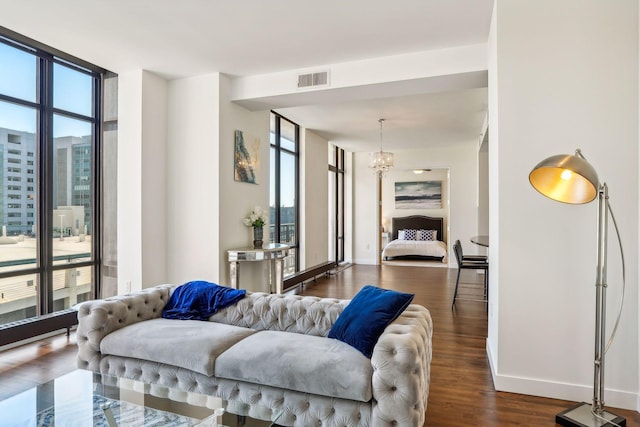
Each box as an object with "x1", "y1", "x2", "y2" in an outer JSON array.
[{"x1": 0, "y1": 30, "x2": 113, "y2": 339}]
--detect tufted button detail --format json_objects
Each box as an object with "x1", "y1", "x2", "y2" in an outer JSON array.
[{"x1": 391, "y1": 386, "x2": 397, "y2": 391}]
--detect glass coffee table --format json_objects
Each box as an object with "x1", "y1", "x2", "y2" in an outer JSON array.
[{"x1": 0, "y1": 369, "x2": 283, "y2": 426}]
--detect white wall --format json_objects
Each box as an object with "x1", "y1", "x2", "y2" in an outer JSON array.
[
  {"x1": 301, "y1": 129, "x2": 329, "y2": 269},
  {"x1": 166, "y1": 73, "x2": 221, "y2": 285},
  {"x1": 231, "y1": 44, "x2": 488, "y2": 110},
  {"x1": 353, "y1": 143, "x2": 479, "y2": 265},
  {"x1": 344, "y1": 151, "x2": 354, "y2": 264},
  {"x1": 141, "y1": 72, "x2": 168, "y2": 288},
  {"x1": 217, "y1": 74, "x2": 270, "y2": 288},
  {"x1": 117, "y1": 70, "x2": 168, "y2": 292},
  {"x1": 352, "y1": 152, "x2": 379, "y2": 264},
  {"x1": 477, "y1": 145, "x2": 489, "y2": 236},
  {"x1": 488, "y1": 0, "x2": 639, "y2": 409}
]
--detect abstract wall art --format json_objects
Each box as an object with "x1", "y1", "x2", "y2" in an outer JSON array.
[{"x1": 234, "y1": 130, "x2": 260, "y2": 184}]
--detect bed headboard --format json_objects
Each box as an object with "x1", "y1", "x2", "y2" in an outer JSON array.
[{"x1": 391, "y1": 215, "x2": 445, "y2": 242}]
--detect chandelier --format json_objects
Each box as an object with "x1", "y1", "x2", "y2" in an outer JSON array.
[{"x1": 369, "y1": 118, "x2": 394, "y2": 178}]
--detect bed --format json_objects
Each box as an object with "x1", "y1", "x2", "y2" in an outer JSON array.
[{"x1": 382, "y1": 215, "x2": 447, "y2": 262}]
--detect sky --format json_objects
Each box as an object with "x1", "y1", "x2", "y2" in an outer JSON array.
[{"x1": 0, "y1": 41, "x2": 94, "y2": 138}]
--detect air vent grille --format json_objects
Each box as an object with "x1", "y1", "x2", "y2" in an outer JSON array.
[{"x1": 297, "y1": 71, "x2": 329, "y2": 88}]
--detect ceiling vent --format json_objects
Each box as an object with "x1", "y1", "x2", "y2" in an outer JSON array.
[{"x1": 297, "y1": 70, "x2": 330, "y2": 89}]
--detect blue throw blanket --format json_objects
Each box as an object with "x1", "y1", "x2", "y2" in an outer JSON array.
[{"x1": 162, "y1": 281, "x2": 246, "y2": 320}]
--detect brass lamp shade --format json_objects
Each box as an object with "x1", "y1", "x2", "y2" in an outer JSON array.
[{"x1": 529, "y1": 152, "x2": 599, "y2": 204}]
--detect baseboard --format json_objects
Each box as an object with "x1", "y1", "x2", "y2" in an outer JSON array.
[
  {"x1": 490, "y1": 370, "x2": 638, "y2": 411},
  {"x1": 353, "y1": 258, "x2": 377, "y2": 265},
  {"x1": 486, "y1": 339, "x2": 498, "y2": 387}
]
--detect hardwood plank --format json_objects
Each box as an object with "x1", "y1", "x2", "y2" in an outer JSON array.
[
  {"x1": 0, "y1": 264, "x2": 638, "y2": 426},
  {"x1": 297, "y1": 265, "x2": 640, "y2": 427}
]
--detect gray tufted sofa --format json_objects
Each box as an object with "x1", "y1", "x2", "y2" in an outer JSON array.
[{"x1": 76, "y1": 284, "x2": 433, "y2": 427}]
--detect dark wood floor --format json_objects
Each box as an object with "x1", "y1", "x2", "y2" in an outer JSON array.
[{"x1": 0, "y1": 264, "x2": 638, "y2": 426}]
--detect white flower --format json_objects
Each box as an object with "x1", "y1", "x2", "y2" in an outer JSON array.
[{"x1": 244, "y1": 206, "x2": 268, "y2": 228}]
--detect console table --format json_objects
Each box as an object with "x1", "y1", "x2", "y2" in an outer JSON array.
[{"x1": 228, "y1": 243, "x2": 290, "y2": 294}]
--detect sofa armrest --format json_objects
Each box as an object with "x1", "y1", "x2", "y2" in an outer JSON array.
[
  {"x1": 370, "y1": 304, "x2": 433, "y2": 427},
  {"x1": 76, "y1": 284, "x2": 175, "y2": 371}
]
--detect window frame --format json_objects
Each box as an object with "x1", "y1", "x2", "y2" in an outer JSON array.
[
  {"x1": 0, "y1": 27, "x2": 104, "y2": 328},
  {"x1": 270, "y1": 112, "x2": 300, "y2": 276},
  {"x1": 328, "y1": 146, "x2": 345, "y2": 264}
]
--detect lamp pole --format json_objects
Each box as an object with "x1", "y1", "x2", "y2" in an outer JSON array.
[{"x1": 593, "y1": 183, "x2": 608, "y2": 415}]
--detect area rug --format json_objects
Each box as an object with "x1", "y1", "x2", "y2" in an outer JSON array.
[{"x1": 25, "y1": 394, "x2": 202, "y2": 427}]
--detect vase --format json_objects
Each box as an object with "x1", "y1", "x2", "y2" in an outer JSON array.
[{"x1": 253, "y1": 226, "x2": 263, "y2": 248}]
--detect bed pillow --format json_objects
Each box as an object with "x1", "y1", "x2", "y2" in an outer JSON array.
[
  {"x1": 397, "y1": 229, "x2": 417, "y2": 240},
  {"x1": 328, "y1": 285, "x2": 414, "y2": 358},
  {"x1": 417, "y1": 229, "x2": 437, "y2": 241}
]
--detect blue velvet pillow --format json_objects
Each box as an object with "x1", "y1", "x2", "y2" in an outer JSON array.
[{"x1": 328, "y1": 285, "x2": 414, "y2": 358}]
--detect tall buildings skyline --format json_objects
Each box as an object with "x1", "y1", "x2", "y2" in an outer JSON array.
[{"x1": 0, "y1": 126, "x2": 92, "y2": 236}]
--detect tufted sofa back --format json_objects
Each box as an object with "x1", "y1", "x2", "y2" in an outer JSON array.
[{"x1": 209, "y1": 292, "x2": 349, "y2": 337}]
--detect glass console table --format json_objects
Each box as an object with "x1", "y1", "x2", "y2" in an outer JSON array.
[
  {"x1": 227, "y1": 243, "x2": 289, "y2": 294},
  {"x1": 0, "y1": 369, "x2": 282, "y2": 427}
]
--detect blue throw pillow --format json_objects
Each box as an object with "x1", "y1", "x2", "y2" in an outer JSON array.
[{"x1": 328, "y1": 285, "x2": 414, "y2": 358}]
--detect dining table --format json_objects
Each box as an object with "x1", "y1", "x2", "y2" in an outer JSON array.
[{"x1": 471, "y1": 235, "x2": 489, "y2": 247}]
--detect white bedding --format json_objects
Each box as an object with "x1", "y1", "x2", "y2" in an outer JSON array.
[{"x1": 382, "y1": 239, "x2": 447, "y2": 262}]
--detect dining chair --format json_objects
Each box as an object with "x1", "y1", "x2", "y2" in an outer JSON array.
[{"x1": 452, "y1": 240, "x2": 489, "y2": 309}]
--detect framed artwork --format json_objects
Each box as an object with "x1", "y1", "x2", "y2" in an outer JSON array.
[
  {"x1": 395, "y1": 181, "x2": 442, "y2": 209},
  {"x1": 234, "y1": 130, "x2": 260, "y2": 184}
]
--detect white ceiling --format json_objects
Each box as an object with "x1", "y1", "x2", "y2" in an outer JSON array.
[{"x1": 1, "y1": 0, "x2": 494, "y2": 152}]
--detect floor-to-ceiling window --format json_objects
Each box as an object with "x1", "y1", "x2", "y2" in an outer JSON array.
[
  {"x1": 0, "y1": 30, "x2": 106, "y2": 337},
  {"x1": 328, "y1": 145, "x2": 345, "y2": 264},
  {"x1": 269, "y1": 112, "x2": 299, "y2": 277}
]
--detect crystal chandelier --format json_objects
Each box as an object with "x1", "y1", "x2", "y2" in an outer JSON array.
[{"x1": 369, "y1": 118, "x2": 394, "y2": 178}]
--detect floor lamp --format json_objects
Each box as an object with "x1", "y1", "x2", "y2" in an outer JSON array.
[{"x1": 529, "y1": 149, "x2": 626, "y2": 427}]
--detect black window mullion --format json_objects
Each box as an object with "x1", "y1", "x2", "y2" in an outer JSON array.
[
  {"x1": 91, "y1": 74, "x2": 102, "y2": 298},
  {"x1": 51, "y1": 108, "x2": 94, "y2": 123},
  {"x1": 274, "y1": 118, "x2": 281, "y2": 243},
  {"x1": 39, "y1": 55, "x2": 54, "y2": 315},
  {"x1": 293, "y1": 124, "x2": 300, "y2": 272},
  {"x1": 334, "y1": 147, "x2": 340, "y2": 263},
  {"x1": 339, "y1": 148, "x2": 345, "y2": 263}
]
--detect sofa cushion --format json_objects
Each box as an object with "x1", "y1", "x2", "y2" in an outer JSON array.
[
  {"x1": 328, "y1": 285, "x2": 414, "y2": 358},
  {"x1": 215, "y1": 330, "x2": 373, "y2": 402},
  {"x1": 100, "y1": 318, "x2": 255, "y2": 376}
]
